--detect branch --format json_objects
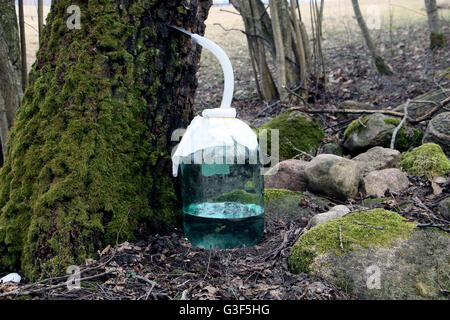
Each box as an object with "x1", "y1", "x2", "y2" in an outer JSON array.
[{"x1": 390, "y1": 99, "x2": 409, "y2": 149}]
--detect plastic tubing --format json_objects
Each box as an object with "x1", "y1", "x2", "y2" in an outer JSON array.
[{"x1": 169, "y1": 25, "x2": 234, "y2": 109}]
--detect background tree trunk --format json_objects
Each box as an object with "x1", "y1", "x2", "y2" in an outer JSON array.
[
  {"x1": 0, "y1": 0, "x2": 212, "y2": 280},
  {"x1": 38, "y1": 0, "x2": 44, "y2": 41},
  {"x1": 424, "y1": 0, "x2": 445, "y2": 49},
  {"x1": 17, "y1": 0, "x2": 27, "y2": 88},
  {"x1": 351, "y1": 0, "x2": 393, "y2": 75},
  {"x1": 0, "y1": 0, "x2": 23, "y2": 164}
]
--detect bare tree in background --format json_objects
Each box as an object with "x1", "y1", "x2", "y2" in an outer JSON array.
[
  {"x1": 351, "y1": 0, "x2": 393, "y2": 75},
  {"x1": 231, "y1": 0, "x2": 313, "y2": 102},
  {"x1": 424, "y1": 0, "x2": 445, "y2": 49},
  {"x1": 0, "y1": 0, "x2": 23, "y2": 163},
  {"x1": 38, "y1": 0, "x2": 44, "y2": 41},
  {"x1": 17, "y1": 0, "x2": 27, "y2": 88}
]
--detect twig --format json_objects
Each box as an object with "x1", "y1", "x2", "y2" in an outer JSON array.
[
  {"x1": 284, "y1": 137, "x2": 314, "y2": 160},
  {"x1": 417, "y1": 222, "x2": 450, "y2": 233},
  {"x1": 203, "y1": 250, "x2": 212, "y2": 280},
  {"x1": 135, "y1": 275, "x2": 156, "y2": 300},
  {"x1": 289, "y1": 106, "x2": 405, "y2": 117},
  {"x1": 0, "y1": 271, "x2": 112, "y2": 298},
  {"x1": 353, "y1": 220, "x2": 383, "y2": 230},
  {"x1": 391, "y1": 99, "x2": 409, "y2": 149}
]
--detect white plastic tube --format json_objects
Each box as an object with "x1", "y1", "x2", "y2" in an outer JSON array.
[{"x1": 170, "y1": 26, "x2": 234, "y2": 109}]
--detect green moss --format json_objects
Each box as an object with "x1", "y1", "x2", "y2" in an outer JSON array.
[
  {"x1": 400, "y1": 143, "x2": 450, "y2": 178},
  {"x1": 264, "y1": 188, "x2": 302, "y2": 203},
  {"x1": 374, "y1": 56, "x2": 393, "y2": 75},
  {"x1": 343, "y1": 116, "x2": 369, "y2": 139},
  {"x1": 289, "y1": 209, "x2": 417, "y2": 273},
  {"x1": 212, "y1": 190, "x2": 261, "y2": 205},
  {"x1": 259, "y1": 111, "x2": 324, "y2": 160},
  {"x1": 383, "y1": 118, "x2": 423, "y2": 151},
  {"x1": 430, "y1": 33, "x2": 445, "y2": 49}
]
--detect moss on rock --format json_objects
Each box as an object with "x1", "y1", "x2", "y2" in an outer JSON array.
[
  {"x1": 259, "y1": 110, "x2": 324, "y2": 160},
  {"x1": 343, "y1": 116, "x2": 369, "y2": 139},
  {"x1": 289, "y1": 209, "x2": 416, "y2": 274},
  {"x1": 264, "y1": 188, "x2": 302, "y2": 203},
  {"x1": 399, "y1": 143, "x2": 450, "y2": 178}
]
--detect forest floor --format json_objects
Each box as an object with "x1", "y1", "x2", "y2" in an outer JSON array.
[
  {"x1": 2, "y1": 3, "x2": 449, "y2": 300},
  {"x1": 1, "y1": 173, "x2": 447, "y2": 300}
]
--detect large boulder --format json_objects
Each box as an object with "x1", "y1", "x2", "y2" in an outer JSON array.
[
  {"x1": 306, "y1": 205, "x2": 350, "y2": 229},
  {"x1": 264, "y1": 159, "x2": 308, "y2": 192},
  {"x1": 400, "y1": 143, "x2": 450, "y2": 178},
  {"x1": 361, "y1": 168, "x2": 409, "y2": 197},
  {"x1": 394, "y1": 89, "x2": 450, "y2": 120},
  {"x1": 289, "y1": 209, "x2": 449, "y2": 300},
  {"x1": 423, "y1": 112, "x2": 450, "y2": 157},
  {"x1": 259, "y1": 110, "x2": 324, "y2": 160},
  {"x1": 353, "y1": 147, "x2": 401, "y2": 176},
  {"x1": 343, "y1": 114, "x2": 422, "y2": 154},
  {"x1": 304, "y1": 154, "x2": 361, "y2": 200}
]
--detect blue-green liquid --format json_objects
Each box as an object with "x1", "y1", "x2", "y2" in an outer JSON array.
[{"x1": 183, "y1": 202, "x2": 264, "y2": 249}]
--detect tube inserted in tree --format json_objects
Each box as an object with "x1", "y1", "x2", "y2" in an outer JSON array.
[{"x1": 169, "y1": 25, "x2": 234, "y2": 109}]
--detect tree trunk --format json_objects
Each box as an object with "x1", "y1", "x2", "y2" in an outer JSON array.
[
  {"x1": 17, "y1": 0, "x2": 28, "y2": 88},
  {"x1": 351, "y1": 0, "x2": 393, "y2": 75},
  {"x1": 424, "y1": 0, "x2": 445, "y2": 49},
  {"x1": 0, "y1": 1, "x2": 23, "y2": 164},
  {"x1": 38, "y1": 0, "x2": 44, "y2": 41},
  {"x1": 0, "y1": 0, "x2": 212, "y2": 280}
]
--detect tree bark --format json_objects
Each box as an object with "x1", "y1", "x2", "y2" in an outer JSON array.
[
  {"x1": 351, "y1": 0, "x2": 393, "y2": 75},
  {"x1": 0, "y1": 0, "x2": 212, "y2": 280},
  {"x1": 424, "y1": 0, "x2": 445, "y2": 49},
  {"x1": 0, "y1": 1, "x2": 23, "y2": 164}
]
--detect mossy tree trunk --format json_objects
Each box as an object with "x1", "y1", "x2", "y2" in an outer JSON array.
[
  {"x1": 0, "y1": 0, "x2": 211, "y2": 280},
  {"x1": 0, "y1": 1, "x2": 23, "y2": 164}
]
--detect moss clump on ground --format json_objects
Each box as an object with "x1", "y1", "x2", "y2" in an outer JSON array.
[
  {"x1": 343, "y1": 116, "x2": 369, "y2": 139},
  {"x1": 289, "y1": 209, "x2": 417, "y2": 274},
  {"x1": 400, "y1": 143, "x2": 450, "y2": 178},
  {"x1": 213, "y1": 190, "x2": 262, "y2": 205},
  {"x1": 264, "y1": 188, "x2": 302, "y2": 204},
  {"x1": 259, "y1": 110, "x2": 324, "y2": 160}
]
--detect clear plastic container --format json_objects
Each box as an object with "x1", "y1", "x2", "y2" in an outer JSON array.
[{"x1": 180, "y1": 143, "x2": 264, "y2": 249}]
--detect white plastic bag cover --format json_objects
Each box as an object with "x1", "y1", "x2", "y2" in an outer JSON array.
[{"x1": 172, "y1": 108, "x2": 258, "y2": 177}]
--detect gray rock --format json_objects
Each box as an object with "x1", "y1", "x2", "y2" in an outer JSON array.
[
  {"x1": 394, "y1": 89, "x2": 450, "y2": 120},
  {"x1": 307, "y1": 205, "x2": 350, "y2": 229},
  {"x1": 318, "y1": 143, "x2": 343, "y2": 156},
  {"x1": 264, "y1": 159, "x2": 308, "y2": 192},
  {"x1": 305, "y1": 154, "x2": 361, "y2": 200},
  {"x1": 438, "y1": 196, "x2": 450, "y2": 220},
  {"x1": 423, "y1": 112, "x2": 450, "y2": 157},
  {"x1": 343, "y1": 113, "x2": 397, "y2": 154},
  {"x1": 353, "y1": 147, "x2": 401, "y2": 176},
  {"x1": 311, "y1": 228, "x2": 449, "y2": 299},
  {"x1": 361, "y1": 168, "x2": 409, "y2": 197}
]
